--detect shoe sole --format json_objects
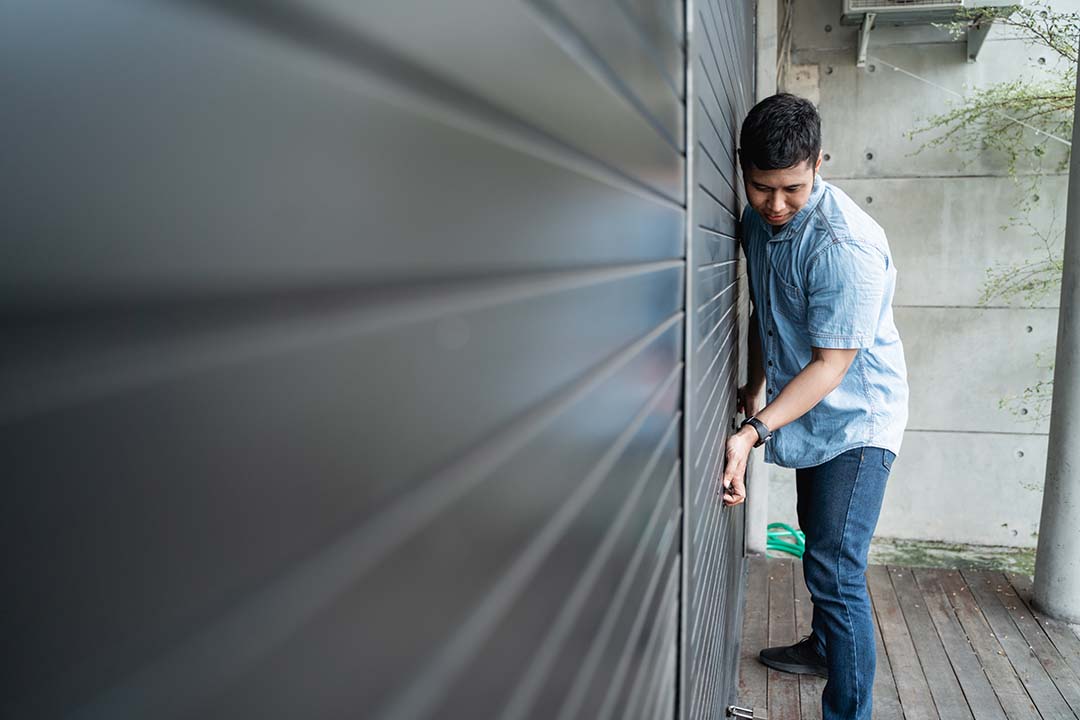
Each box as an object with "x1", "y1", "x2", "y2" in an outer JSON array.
[{"x1": 757, "y1": 655, "x2": 828, "y2": 679}]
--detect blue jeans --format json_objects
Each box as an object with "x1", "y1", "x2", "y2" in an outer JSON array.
[{"x1": 796, "y1": 446, "x2": 895, "y2": 720}]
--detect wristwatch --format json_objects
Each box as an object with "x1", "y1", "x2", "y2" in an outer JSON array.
[{"x1": 739, "y1": 416, "x2": 772, "y2": 448}]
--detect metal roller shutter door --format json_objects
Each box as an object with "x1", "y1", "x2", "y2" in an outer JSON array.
[{"x1": 1, "y1": 2, "x2": 753, "y2": 718}]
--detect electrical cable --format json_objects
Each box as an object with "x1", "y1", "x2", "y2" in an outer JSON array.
[{"x1": 868, "y1": 54, "x2": 1073, "y2": 148}]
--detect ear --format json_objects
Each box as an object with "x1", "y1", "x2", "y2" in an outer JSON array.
[{"x1": 814, "y1": 150, "x2": 823, "y2": 173}]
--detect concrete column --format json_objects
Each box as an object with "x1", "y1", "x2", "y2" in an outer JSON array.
[
  {"x1": 1032, "y1": 64, "x2": 1080, "y2": 624},
  {"x1": 744, "y1": 0, "x2": 779, "y2": 556},
  {"x1": 756, "y1": 0, "x2": 779, "y2": 101}
]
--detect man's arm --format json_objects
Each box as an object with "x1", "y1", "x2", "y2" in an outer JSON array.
[
  {"x1": 751, "y1": 346, "x2": 857, "y2": 435},
  {"x1": 721, "y1": 346, "x2": 858, "y2": 506}
]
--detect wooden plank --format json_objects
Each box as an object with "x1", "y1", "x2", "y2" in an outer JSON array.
[
  {"x1": 929, "y1": 568, "x2": 1040, "y2": 720},
  {"x1": 870, "y1": 580, "x2": 906, "y2": 720},
  {"x1": 867, "y1": 565, "x2": 939, "y2": 720},
  {"x1": 793, "y1": 561, "x2": 824, "y2": 720},
  {"x1": 965, "y1": 571, "x2": 1080, "y2": 719},
  {"x1": 1008, "y1": 572, "x2": 1080, "y2": 687},
  {"x1": 889, "y1": 566, "x2": 974, "y2": 719},
  {"x1": 738, "y1": 555, "x2": 769, "y2": 712},
  {"x1": 767, "y1": 559, "x2": 801, "y2": 719},
  {"x1": 912, "y1": 568, "x2": 1008, "y2": 720}
]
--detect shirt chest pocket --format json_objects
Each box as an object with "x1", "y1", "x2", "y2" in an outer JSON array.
[{"x1": 771, "y1": 270, "x2": 807, "y2": 322}]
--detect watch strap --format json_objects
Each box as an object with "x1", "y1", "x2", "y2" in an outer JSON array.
[{"x1": 740, "y1": 416, "x2": 772, "y2": 448}]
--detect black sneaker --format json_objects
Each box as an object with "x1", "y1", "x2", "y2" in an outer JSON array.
[{"x1": 758, "y1": 634, "x2": 828, "y2": 678}]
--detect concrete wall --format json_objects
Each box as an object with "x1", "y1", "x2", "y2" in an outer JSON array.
[{"x1": 767, "y1": 0, "x2": 1072, "y2": 548}]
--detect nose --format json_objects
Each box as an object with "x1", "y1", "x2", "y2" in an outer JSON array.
[{"x1": 768, "y1": 196, "x2": 784, "y2": 213}]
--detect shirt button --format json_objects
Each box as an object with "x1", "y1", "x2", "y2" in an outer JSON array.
[
  {"x1": 767, "y1": 330, "x2": 773, "y2": 337},
  {"x1": 767, "y1": 360, "x2": 773, "y2": 367}
]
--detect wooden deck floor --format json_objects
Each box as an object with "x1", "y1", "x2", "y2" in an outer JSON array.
[{"x1": 738, "y1": 556, "x2": 1080, "y2": 719}]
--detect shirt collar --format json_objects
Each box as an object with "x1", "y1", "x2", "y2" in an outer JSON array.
[{"x1": 765, "y1": 173, "x2": 826, "y2": 243}]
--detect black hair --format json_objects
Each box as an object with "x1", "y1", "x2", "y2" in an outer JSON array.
[{"x1": 738, "y1": 93, "x2": 821, "y2": 173}]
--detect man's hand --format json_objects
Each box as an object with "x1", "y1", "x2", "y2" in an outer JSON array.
[{"x1": 718, "y1": 427, "x2": 756, "y2": 506}]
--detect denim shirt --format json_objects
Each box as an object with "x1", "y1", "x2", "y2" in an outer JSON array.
[{"x1": 741, "y1": 174, "x2": 909, "y2": 469}]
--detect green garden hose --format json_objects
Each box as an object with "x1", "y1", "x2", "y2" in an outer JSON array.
[{"x1": 767, "y1": 522, "x2": 806, "y2": 559}]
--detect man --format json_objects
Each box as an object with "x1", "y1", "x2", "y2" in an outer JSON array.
[{"x1": 719, "y1": 93, "x2": 909, "y2": 720}]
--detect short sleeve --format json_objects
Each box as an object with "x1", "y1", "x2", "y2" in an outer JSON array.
[{"x1": 805, "y1": 241, "x2": 887, "y2": 349}]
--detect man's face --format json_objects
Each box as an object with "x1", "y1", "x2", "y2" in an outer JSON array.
[{"x1": 743, "y1": 153, "x2": 823, "y2": 227}]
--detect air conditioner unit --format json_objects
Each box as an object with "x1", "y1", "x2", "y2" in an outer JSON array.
[
  {"x1": 843, "y1": 0, "x2": 964, "y2": 26},
  {"x1": 841, "y1": 0, "x2": 1023, "y2": 66}
]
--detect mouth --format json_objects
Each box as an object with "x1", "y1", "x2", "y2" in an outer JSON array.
[{"x1": 764, "y1": 212, "x2": 789, "y2": 223}]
